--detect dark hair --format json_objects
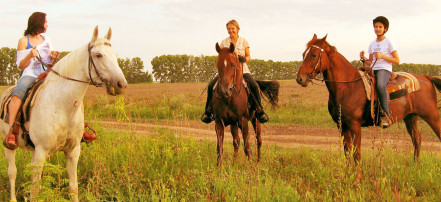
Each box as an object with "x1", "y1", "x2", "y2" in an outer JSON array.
[
  {"x1": 24, "y1": 12, "x2": 46, "y2": 36},
  {"x1": 373, "y1": 16, "x2": 389, "y2": 31}
]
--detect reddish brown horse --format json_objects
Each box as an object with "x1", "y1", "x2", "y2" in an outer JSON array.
[
  {"x1": 212, "y1": 42, "x2": 279, "y2": 167},
  {"x1": 296, "y1": 34, "x2": 441, "y2": 183}
]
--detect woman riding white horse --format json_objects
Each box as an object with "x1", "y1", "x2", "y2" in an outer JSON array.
[{"x1": 1, "y1": 26, "x2": 127, "y2": 202}]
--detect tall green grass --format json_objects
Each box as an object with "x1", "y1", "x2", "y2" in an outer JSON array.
[{"x1": 1, "y1": 125, "x2": 440, "y2": 200}]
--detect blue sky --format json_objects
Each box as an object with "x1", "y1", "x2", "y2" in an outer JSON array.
[{"x1": 1, "y1": 0, "x2": 441, "y2": 73}]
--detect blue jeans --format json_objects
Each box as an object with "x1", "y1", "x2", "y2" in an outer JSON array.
[
  {"x1": 374, "y1": 70, "x2": 391, "y2": 116},
  {"x1": 11, "y1": 76, "x2": 37, "y2": 101}
]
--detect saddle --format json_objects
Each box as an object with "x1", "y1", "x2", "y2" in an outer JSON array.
[
  {"x1": 358, "y1": 67, "x2": 421, "y2": 119},
  {"x1": 0, "y1": 70, "x2": 51, "y2": 147}
]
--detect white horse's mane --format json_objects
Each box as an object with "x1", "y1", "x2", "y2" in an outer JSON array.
[{"x1": 52, "y1": 38, "x2": 111, "y2": 78}]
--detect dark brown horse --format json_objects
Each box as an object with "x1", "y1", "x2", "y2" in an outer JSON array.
[
  {"x1": 296, "y1": 34, "x2": 441, "y2": 183},
  {"x1": 212, "y1": 42, "x2": 279, "y2": 167}
]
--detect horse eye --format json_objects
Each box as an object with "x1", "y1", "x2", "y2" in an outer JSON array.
[
  {"x1": 311, "y1": 54, "x2": 316, "y2": 58},
  {"x1": 96, "y1": 53, "x2": 103, "y2": 58}
]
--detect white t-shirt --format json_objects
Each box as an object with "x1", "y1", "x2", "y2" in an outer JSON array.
[
  {"x1": 220, "y1": 36, "x2": 251, "y2": 74},
  {"x1": 16, "y1": 34, "x2": 54, "y2": 78},
  {"x1": 368, "y1": 37, "x2": 397, "y2": 72}
]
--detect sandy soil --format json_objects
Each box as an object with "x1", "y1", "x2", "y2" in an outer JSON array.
[{"x1": 98, "y1": 120, "x2": 441, "y2": 153}]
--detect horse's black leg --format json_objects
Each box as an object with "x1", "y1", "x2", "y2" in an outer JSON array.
[
  {"x1": 240, "y1": 117, "x2": 251, "y2": 159},
  {"x1": 349, "y1": 121, "x2": 363, "y2": 185},
  {"x1": 231, "y1": 124, "x2": 240, "y2": 159},
  {"x1": 340, "y1": 123, "x2": 353, "y2": 159},
  {"x1": 404, "y1": 114, "x2": 421, "y2": 161},
  {"x1": 215, "y1": 122, "x2": 225, "y2": 167},
  {"x1": 251, "y1": 117, "x2": 262, "y2": 161}
]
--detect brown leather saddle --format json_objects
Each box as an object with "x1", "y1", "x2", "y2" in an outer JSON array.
[
  {"x1": 358, "y1": 67, "x2": 420, "y2": 120},
  {"x1": 0, "y1": 71, "x2": 51, "y2": 147}
]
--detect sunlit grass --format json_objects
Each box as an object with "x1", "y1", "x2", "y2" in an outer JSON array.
[{"x1": 1, "y1": 125, "x2": 440, "y2": 200}]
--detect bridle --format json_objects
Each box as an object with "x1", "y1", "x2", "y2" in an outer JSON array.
[
  {"x1": 302, "y1": 44, "x2": 375, "y2": 84},
  {"x1": 37, "y1": 42, "x2": 111, "y2": 87},
  {"x1": 217, "y1": 53, "x2": 243, "y2": 95},
  {"x1": 303, "y1": 44, "x2": 324, "y2": 81}
]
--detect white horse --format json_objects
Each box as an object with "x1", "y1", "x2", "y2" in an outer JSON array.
[{"x1": 1, "y1": 26, "x2": 127, "y2": 201}]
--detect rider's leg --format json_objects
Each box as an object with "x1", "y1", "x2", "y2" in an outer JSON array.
[
  {"x1": 3, "y1": 76, "x2": 36, "y2": 150},
  {"x1": 375, "y1": 70, "x2": 392, "y2": 127},
  {"x1": 201, "y1": 76, "x2": 218, "y2": 123},
  {"x1": 243, "y1": 73, "x2": 269, "y2": 123}
]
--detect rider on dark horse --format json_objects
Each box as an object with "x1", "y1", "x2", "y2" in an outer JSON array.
[
  {"x1": 201, "y1": 19, "x2": 269, "y2": 124},
  {"x1": 360, "y1": 16, "x2": 400, "y2": 128}
]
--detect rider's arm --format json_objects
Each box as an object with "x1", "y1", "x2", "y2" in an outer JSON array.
[
  {"x1": 375, "y1": 50, "x2": 400, "y2": 65},
  {"x1": 17, "y1": 37, "x2": 37, "y2": 70},
  {"x1": 243, "y1": 47, "x2": 251, "y2": 63}
]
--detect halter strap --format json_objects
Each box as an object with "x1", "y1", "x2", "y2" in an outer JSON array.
[{"x1": 36, "y1": 42, "x2": 111, "y2": 87}]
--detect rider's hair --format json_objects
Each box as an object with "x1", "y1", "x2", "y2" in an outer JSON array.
[
  {"x1": 226, "y1": 19, "x2": 240, "y2": 31},
  {"x1": 373, "y1": 16, "x2": 389, "y2": 33},
  {"x1": 24, "y1": 12, "x2": 46, "y2": 36}
]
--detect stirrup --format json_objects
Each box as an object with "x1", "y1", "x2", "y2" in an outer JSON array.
[
  {"x1": 3, "y1": 128, "x2": 18, "y2": 150},
  {"x1": 380, "y1": 117, "x2": 390, "y2": 129},
  {"x1": 82, "y1": 123, "x2": 97, "y2": 143}
]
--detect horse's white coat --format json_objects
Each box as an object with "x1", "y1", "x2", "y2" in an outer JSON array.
[{"x1": 1, "y1": 26, "x2": 127, "y2": 201}]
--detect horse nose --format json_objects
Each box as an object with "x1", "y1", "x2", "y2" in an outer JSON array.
[
  {"x1": 296, "y1": 77, "x2": 303, "y2": 84},
  {"x1": 114, "y1": 79, "x2": 128, "y2": 94}
]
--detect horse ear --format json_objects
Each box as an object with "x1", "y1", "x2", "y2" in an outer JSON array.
[
  {"x1": 216, "y1": 43, "x2": 221, "y2": 53},
  {"x1": 105, "y1": 27, "x2": 112, "y2": 41},
  {"x1": 322, "y1": 34, "x2": 328, "y2": 42},
  {"x1": 92, "y1": 25, "x2": 98, "y2": 41},
  {"x1": 313, "y1": 34, "x2": 317, "y2": 40},
  {"x1": 229, "y1": 43, "x2": 235, "y2": 53}
]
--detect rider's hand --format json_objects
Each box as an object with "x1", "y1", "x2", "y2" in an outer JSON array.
[
  {"x1": 374, "y1": 52, "x2": 383, "y2": 59},
  {"x1": 238, "y1": 55, "x2": 247, "y2": 63},
  {"x1": 51, "y1": 51, "x2": 60, "y2": 59},
  {"x1": 359, "y1": 51, "x2": 365, "y2": 59},
  {"x1": 29, "y1": 47, "x2": 38, "y2": 58}
]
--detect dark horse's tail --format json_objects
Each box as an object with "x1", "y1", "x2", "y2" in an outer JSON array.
[
  {"x1": 256, "y1": 80, "x2": 280, "y2": 107},
  {"x1": 426, "y1": 75, "x2": 441, "y2": 92}
]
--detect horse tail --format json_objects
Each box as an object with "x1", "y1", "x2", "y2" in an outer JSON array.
[
  {"x1": 426, "y1": 75, "x2": 441, "y2": 92},
  {"x1": 256, "y1": 80, "x2": 280, "y2": 108}
]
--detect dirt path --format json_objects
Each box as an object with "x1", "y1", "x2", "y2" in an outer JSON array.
[{"x1": 98, "y1": 120, "x2": 441, "y2": 153}]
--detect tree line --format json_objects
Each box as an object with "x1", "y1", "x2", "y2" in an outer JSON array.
[
  {"x1": 0, "y1": 47, "x2": 153, "y2": 85},
  {"x1": 1, "y1": 47, "x2": 440, "y2": 85},
  {"x1": 152, "y1": 55, "x2": 441, "y2": 83}
]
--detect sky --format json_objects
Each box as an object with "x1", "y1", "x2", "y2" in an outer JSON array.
[{"x1": 1, "y1": 0, "x2": 441, "y2": 74}]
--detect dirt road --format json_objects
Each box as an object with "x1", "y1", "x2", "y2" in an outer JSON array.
[{"x1": 99, "y1": 120, "x2": 441, "y2": 153}]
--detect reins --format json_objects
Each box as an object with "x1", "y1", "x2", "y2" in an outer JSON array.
[
  {"x1": 306, "y1": 45, "x2": 377, "y2": 84},
  {"x1": 36, "y1": 42, "x2": 108, "y2": 87}
]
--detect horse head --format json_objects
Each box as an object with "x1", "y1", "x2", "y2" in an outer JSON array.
[
  {"x1": 215, "y1": 42, "x2": 241, "y2": 98},
  {"x1": 88, "y1": 26, "x2": 128, "y2": 95},
  {"x1": 296, "y1": 34, "x2": 332, "y2": 87}
]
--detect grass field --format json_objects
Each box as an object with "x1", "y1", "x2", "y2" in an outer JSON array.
[{"x1": 0, "y1": 80, "x2": 441, "y2": 200}]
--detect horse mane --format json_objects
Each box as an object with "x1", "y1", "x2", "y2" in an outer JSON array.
[{"x1": 52, "y1": 38, "x2": 110, "y2": 78}]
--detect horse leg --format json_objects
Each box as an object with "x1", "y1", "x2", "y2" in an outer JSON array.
[
  {"x1": 251, "y1": 118, "x2": 262, "y2": 162},
  {"x1": 404, "y1": 115, "x2": 422, "y2": 161},
  {"x1": 230, "y1": 125, "x2": 240, "y2": 159},
  {"x1": 349, "y1": 121, "x2": 363, "y2": 185},
  {"x1": 419, "y1": 111, "x2": 441, "y2": 141},
  {"x1": 4, "y1": 148, "x2": 17, "y2": 201},
  {"x1": 240, "y1": 117, "x2": 251, "y2": 160},
  {"x1": 340, "y1": 124, "x2": 353, "y2": 159},
  {"x1": 215, "y1": 122, "x2": 225, "y2": 167},
  {"x1": 65, "y1": 146, "x2": 80, "y2": 202},
  {"x1": 30, "y1": 146, "x2": 48, "y2": 200}
]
